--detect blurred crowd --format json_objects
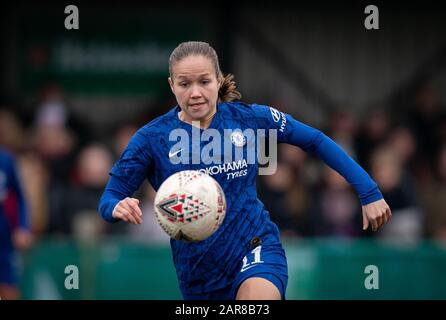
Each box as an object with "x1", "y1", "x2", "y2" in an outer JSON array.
[{"x1": 1, "y1": 80, "x2": 446, "y2": 246}]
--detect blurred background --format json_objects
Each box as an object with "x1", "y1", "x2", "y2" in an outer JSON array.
[{"x1": 1, "y1": 1, "x2": 446, "y2": 299}]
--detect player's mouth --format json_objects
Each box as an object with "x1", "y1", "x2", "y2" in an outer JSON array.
[{"x1": 189, "y1": 102, "x2": 207, "y2": 110}]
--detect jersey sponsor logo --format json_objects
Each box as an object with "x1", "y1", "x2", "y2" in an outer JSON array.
[
  {"x1": 269, "y1": 107, "x2": 287, "y2": 133},
  {"x1": 199, "y1": 159, "x2": 248, "y2": 175},
  {"x1": 278, "y1": 112, "x2": 287, "y2": 133},
  {"x1": 199, "y1": 159, "x2": 248, "y2": 180},
  {"x1": 270, "y1": 107, "x2": 281, "y2": 122}
]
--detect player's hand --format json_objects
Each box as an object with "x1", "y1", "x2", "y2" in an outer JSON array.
[
  {"x1": 362, "y1": 199, "x2": 392, "y2": 232},
  {"x1": 112, "y1": 197, "x2": 143, "y2": 225}
]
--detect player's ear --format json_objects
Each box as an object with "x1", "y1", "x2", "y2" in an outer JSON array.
[{"x1": 168, "y1": 77, "x2": 175, "y2": 94}]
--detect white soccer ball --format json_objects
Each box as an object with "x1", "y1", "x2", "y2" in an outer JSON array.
[{"x1": 154, "y1": 170, "x2": 226, "y2": 242}]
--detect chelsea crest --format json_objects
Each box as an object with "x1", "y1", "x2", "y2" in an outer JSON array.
[{"x1": 230, "y1": 131, "x2": 246, "y2": 147}]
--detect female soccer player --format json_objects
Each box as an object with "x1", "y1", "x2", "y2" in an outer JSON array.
[{"x1": 99, "y1": 41, "x2": 391, "y2": 300}]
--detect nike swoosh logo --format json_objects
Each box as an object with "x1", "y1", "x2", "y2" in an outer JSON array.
[{"x1": 169, "y1": 148, "x2": 183, "y2": 158}]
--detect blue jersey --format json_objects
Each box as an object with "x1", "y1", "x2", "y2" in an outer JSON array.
[
  {"x1": 99, "y1": 102, "x2": 382, "y2": 294},
  {"x1": 0, "y1": 148, "x2": 28, "y2": 251}
]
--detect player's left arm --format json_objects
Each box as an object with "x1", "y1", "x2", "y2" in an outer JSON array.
[
  {"x1": 289, "y1": 125, "x2": 392, "y2": 232},
  {"x1": 361, "y1": 198, "x2": 391, "y2": 232},
  {"x1": 253, "y1": 105, "x2": 391, "y2": 232}
]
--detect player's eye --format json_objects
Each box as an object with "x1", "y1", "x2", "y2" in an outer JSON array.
[
  {"x1": 179, "y1": 82, "x2": 188, "y2": 87},
  {"x1": 202, "y1": 79, "x2": 210, "y2": 85}
]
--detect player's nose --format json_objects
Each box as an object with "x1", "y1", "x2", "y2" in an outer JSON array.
[{"x1": 190, "y1": 85, "x2": 203, "y2": 98}]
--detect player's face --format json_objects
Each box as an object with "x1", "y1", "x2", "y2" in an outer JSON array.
[{"x1": 169, "y1": 55, "x2": 221, "y2": 123}]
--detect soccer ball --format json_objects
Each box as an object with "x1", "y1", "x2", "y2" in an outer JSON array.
[{"x1": 154, "y1": 170, "x2": 226, "y2": 242}]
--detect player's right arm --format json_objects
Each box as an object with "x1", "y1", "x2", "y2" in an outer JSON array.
[
  {"x1": 111, "y1": 197, "x2": 143, "y2": 225},
  {"x1": 98, "y1": 129, "x2": 153, "y2": 225}
]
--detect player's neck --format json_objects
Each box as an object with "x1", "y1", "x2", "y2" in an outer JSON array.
[{"x1": 179, "y1": 108, "x2": 216, "y2": 129}]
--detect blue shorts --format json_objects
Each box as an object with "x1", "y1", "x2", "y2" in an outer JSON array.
[{"x1": 182, "y1": 244, "x2": 288, "y2": 300}]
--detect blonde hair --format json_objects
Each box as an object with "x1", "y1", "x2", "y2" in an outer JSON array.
[{"x1": 169, "y1": 41, "x2": 241, "y2": 102}]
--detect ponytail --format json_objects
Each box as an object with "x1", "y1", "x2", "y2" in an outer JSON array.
[{"x1": 218, "y1": 73, "x2": 242, "y2": 102}]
